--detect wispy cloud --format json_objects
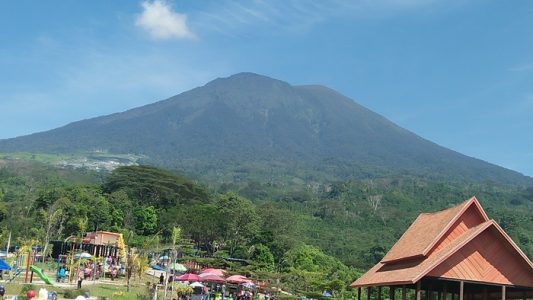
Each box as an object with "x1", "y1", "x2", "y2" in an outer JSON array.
[
  {"x1": 135, "y1": 0, "x2": 195, "y2": 40},
  {"x1": 189, "y1": 0, "x2": 443, "y2": 36}
]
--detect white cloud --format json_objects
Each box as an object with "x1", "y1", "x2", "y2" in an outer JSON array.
[{"x1": 135, "y1": 0, "x2": 195, "y2": 40}]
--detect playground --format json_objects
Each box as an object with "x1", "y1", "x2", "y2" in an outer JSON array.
[
  {"x1": 0, "y1": 250, "x2": 151, "y2": 299},
  {"x1": 0, "y1": 250, "x2": 265, "y2": 300}
]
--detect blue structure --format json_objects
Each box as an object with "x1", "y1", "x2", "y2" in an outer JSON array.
[{"x1": 0, "y1": 259, "x2": 11, "y2": 270}]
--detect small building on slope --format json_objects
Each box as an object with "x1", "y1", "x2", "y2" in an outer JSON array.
[{"x1": 350, "y1": 197, "x2": 533, "y2": 300}]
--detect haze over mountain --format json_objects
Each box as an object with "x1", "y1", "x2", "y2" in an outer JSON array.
[{"x1": 0, "y1": 73, "x2": 530, "y2": 185}]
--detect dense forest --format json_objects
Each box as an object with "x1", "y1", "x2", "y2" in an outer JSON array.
[{"x1": 0, "y1": 159, "x2": 532, "y2": 296}]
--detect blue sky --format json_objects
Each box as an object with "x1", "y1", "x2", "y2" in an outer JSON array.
[{"x1": 0, "y1": 0, "x2": 532, "y2": 176}]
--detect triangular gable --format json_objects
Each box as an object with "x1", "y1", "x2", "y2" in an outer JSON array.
[
  {"x1": 381, "y1": 197, "x2": 488, "y2": 263},
  {"x1": 428, "y1": 198, "x2": 489, "y2": 255},
  {"x1": 428, "y1": 221, "x2": 533, "y2": 287}
]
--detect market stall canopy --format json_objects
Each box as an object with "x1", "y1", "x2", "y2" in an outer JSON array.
[
  {"x1": 226, "y1": 275, "x2": 252, "y2": 284},
  {"x1": 190, "y1": 282, "x2": 205, "y2": 288},
  {"x1": 177, "y1": 273, "x2": 200, "y2": 282},
  {"x1": 199, "y1": 273, "x2": 225, "y2": 283},
  {"x1": 201, "y1": 268, "x2": 225, "y2": 277},
  {"x1": 169, "y1": 263, "x2": 187, "y2": 272}
]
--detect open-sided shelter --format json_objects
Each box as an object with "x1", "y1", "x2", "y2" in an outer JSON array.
[
  {"x1": 350, "y1": 197, "x2": 533, "y2": 300},
  {"x1": 51, "y1": 230, "x2": 123, "y2": 259}
]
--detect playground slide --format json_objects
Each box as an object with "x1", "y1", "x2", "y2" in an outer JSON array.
[{"x1": 30, "y1": 265, "x2": 53, "y2": 285}]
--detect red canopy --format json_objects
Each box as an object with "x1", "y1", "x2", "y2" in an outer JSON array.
[
  {"x1": 199, "y1": 273, "x2": 226, "y2": 283},
  {"x1": 201, "y1": 268, "x2": 226, "y2": 277},
  {"x1": 176, "y1": 273, "x2": 200, "y2": 282},
  {"x1": 226, "y1": 275, "x2": 252, "y2": 284}
]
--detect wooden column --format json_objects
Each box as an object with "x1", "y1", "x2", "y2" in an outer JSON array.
[
  {"x1": 24, "y1": 252, "x2": 31, "y2": 283},
  {"x1": 416, "y1": 281, "x2": 422, "y2": 300},
  {"x1": 459, "y1": 281, "x2": 464, "y2": 300},
  {"x1": 357, "y1": 287, "x2": 361, "y2": 300},
  {"x1": 501, "y1": 286, "x2": 506, "y2": 300},
  {"x1": 377, "y1": 286, "x2": 382, "y2": 300},
  {"x1": 367, "y1": 287, "x2": 371, "y2": 300},
  {"x1": 483, "y1": 287, "x2": 488, "y2": 300},
  {"x1": 390, "y1": 286, "x2": 396, "y2": 300},
  {"x1": 402, "y1": 286, "x2": 407, "y2": 300},
  {"x1": 443, "y1": 282, "x2": 448, "y2": 300}
]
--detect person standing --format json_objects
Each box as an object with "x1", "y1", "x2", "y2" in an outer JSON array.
[{"x1": 77, "y1": 268, "x2": 84, "y2": 289}]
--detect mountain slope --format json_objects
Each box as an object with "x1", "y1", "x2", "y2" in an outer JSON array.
[{"x1": 0, "y1": 72, "x2": 530, "y2": 185}]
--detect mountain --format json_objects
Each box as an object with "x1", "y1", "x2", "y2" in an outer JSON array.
[{"x1": 0, "y1": 72, "x2": 530, "y2": 185}]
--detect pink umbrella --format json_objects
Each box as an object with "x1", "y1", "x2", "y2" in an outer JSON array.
[
  {"x1": 226, "y1": 275, "x2": 252, "y2": 284},
  {"x1": 199, "y1": 273, "x2": 226, "y2": 283},
  {"x1": 201, "y1": 268, "x2": 226, "y2": 277},
  {"x1": 176, "y1": 273, "x2": 200, "y2": 282}
]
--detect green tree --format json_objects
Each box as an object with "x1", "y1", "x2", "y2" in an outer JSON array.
[
  {"x1": 104, "y1": 165, "x2": 210, "y2": 207},
  {"x1": 250, "y1": 244, "x2": 275, "y2": 272},
  {"x1": 134, "y1": 206, "x2": 158, "y2": 235},
  {"x1": 86, "y1": 195, "x2": 112, "y2": 231},
  {"x1": 216, "y1": 192, "x2": 259, "y2": 257},
  {"x1": 282, "y1": 244, "x2": 356, "y2": 294},
  {"x1": 0, "y1": 202, "x2": 7, "y2": 223},
  {"x1": 169, "y1": 204, "x2": 221, "y2": 254},
  {"x1": 108, "y1": 190, "x2": 133, "y2": 231}
]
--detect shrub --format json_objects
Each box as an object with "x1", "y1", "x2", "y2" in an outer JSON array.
[{"x1": 63, "y1": 288, "x2": 89, "y2": 299}]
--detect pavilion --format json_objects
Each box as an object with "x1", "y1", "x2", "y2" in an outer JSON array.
[
  {"x1": 51, "y1": 230, "x2": 123, "y2": 259},
  {"x1": 350, "y1": 197, "x2": 533, "y2": 300}
]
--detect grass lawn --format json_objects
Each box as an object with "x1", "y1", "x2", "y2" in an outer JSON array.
[{"x1": 3, "y1": 279, "x2": 155, "y2": 299}]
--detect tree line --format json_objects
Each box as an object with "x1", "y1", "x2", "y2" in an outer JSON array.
[{"x1": 0, "y1": 161, "x2": 531, "y2": 296}]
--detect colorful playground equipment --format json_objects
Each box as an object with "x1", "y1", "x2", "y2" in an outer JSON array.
[{"x1": 29, "y1": 265, "x2": 53, "y2": 285}]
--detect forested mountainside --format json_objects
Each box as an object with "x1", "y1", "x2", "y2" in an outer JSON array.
[{"x1": 1, "y1": 161, "x2": 531, "y2": 271}]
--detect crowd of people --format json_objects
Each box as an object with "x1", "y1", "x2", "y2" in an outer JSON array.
[
  {"x1": 147, "y1": 278, "x2": 270, "y2": 300},
  {"x1": 55, "y1": 255, "x2": 125, "y2": 288}
]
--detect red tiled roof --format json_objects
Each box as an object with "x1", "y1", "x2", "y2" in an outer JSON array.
[
  {"x1": 381, "y1": 197, "x2": 486, "y2": 263},
  {"x1": 351, "y1": 220, "x2": 533, "y2": 287},
  {"x1": 350, "y1": 197, "x2": 533, "y2": 288},
  {"x1": 351, "y1": 222, "x2": 490, "y2": 287}
]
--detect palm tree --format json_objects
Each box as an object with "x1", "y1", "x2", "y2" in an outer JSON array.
[{"x1": 126, "y1": 248, "x2": 149, "y2": 291}]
